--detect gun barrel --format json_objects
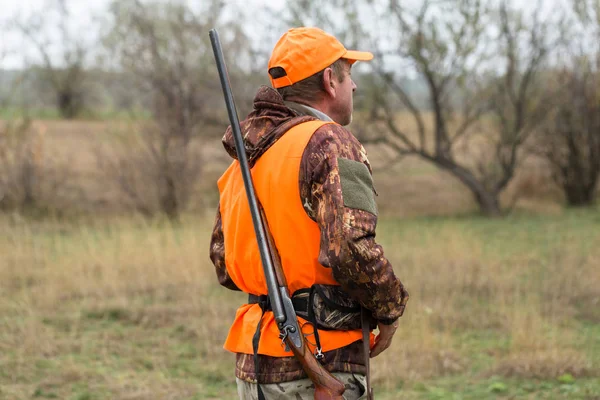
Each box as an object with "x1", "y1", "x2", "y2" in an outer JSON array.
[{"x1": 209, "y1": 29, "x2": 286, "y2": 325}]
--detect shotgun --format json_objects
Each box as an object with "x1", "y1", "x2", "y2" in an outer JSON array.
[{"x1": 209, "y1": 29, "x2": 346, "y2": 399}]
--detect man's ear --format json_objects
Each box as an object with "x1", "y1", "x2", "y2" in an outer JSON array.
[{"x1": 322, "y1": 67, "x2": 336, "y2": 98}]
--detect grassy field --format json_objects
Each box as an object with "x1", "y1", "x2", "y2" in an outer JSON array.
[
  {"x1": 1, "y1": 117, "x2": 599, "y2": 399},
  {"x1": 1, "y1": 208, "x2": 599, "y2": 400}
]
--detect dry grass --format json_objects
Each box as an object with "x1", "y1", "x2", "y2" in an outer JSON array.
[
  {"x1": 0, "y1": 213, "x2": 244, "y2": 399},
  {"x1": 371, "y1": 215, "x2": 600, "y2": 387},
  {"x1": 1, "y1": 208, "x2": 599, "y2": 399}
]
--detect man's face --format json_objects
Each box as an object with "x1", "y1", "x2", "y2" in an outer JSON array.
[{"x1": 332, "y1": 62, "x2": 356, "y2": 126}]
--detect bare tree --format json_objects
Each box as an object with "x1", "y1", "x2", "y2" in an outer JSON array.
[
  {"x1": 14, "y1": 0, "x2": 91, "y2": 119},
  {"x1": 539, "y1": 67, "x2": 600, "y2": 206},
  {"x1": 534, "y1": 0, "x2": 600, "y2": 206},
  {"x1": 0, "y1": 120, "x2": 77, "y2": 214},
  {"x1": 0, "y1": 52, "x2": 74, "y2": 214},
  {"x1": 479, "y1": 2, "x2": 553, "y2": 211},
  {"x1": 0, "y1": 46, "x2": 34, "y2": 210},
  {"x1": 98, "y1": 0, "x2": 246, "y2": 219},
  {"x1": 353, "y1": 0, "x2": 551, "y2": 216},
  {"x1": 573, "y1": 0, "x2": 600, "y2": 30},
  {"x1": 0, "y1": 117, "x2": 37, "y2": 211}
]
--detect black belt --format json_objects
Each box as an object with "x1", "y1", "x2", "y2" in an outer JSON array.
[
  {"x1": 247, "y1": 293, "x2": 310, "y2": 315},
  {"x1": 248, "y1": 288, "x2": 325, "y2": 362}
]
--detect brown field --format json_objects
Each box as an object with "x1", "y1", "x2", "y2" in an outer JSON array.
[{"x1": 2, "y1": 117, "x2": 563, "y2": 217}]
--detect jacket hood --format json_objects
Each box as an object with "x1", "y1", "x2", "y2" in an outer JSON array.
[{"x1": 222, "y1": 86, "x2": 316, "y2": 166}]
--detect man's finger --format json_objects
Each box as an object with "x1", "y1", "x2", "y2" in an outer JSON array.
[
  {"x1": 370, "y1": 335, "x2": 391, "y2": 358},
  {"x1": 370, "y1": 321, "x2": 399, "y2": 358}
]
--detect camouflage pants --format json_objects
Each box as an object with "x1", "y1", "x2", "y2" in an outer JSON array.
[{"x1": 236, "y1": 373, "x2": 367, "y2": 400}]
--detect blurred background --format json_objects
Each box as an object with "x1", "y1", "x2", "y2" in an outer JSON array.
[{"x1": 1, "y1": 0, "x2": 599, "y2": 399}]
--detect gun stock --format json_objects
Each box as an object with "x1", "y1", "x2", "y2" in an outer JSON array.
[
  {"x1": 260, "y1": 210, "x2": 345, "y2": 399},
  {"x1": 288, "y1": 334, "x2": 346, "y2": 400}
]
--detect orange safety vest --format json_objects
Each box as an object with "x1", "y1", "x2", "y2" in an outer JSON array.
[{"x1": 217, "y1": 120, "x2": 364, "y2": 357}]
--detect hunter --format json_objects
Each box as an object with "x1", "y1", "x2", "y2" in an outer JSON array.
[{"x1": 210, "y1": 27, "x2": 409, "y2": 400}]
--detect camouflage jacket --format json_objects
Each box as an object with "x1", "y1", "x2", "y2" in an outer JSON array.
[{"x1": 209, "y1": 86, "x2": 409, "y2": 384}]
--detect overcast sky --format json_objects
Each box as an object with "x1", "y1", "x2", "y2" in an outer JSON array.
[
  {"x1": 1, "y1": 0, "x2": 567, "y2": 69},
  {"x1": 0, "y1": 0, "x2": 285, "y2": 68}
]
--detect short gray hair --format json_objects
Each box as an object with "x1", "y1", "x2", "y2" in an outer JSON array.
[{"x1": 276, "y1": 59, "x2": 349, "y2": 103}]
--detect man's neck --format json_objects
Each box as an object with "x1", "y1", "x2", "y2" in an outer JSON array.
[{"x1": 284, "y1": 100, "x2": 333, "y2": 122}]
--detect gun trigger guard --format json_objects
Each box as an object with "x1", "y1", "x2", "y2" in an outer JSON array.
[
  {"x1": 279, "y1": 330, "x2": 290, "y2": 352},
  {"x1": 315, "y1": 348, "x2": 324, "y2": 362}
]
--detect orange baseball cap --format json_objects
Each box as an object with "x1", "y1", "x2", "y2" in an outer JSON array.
[{"x1": 268, "y1": 27, "x2": 373, "y2": 88}]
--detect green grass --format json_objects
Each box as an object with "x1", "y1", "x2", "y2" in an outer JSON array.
[
  {"x1": 384, "y1": 207, "x2": 600, "y2": 259},
  {"x1": 379, "y1": 377, "x2": 600, "y2": 399},
  {"x1": 0, "y1": 300, "x2": 240, "y2": 399}
]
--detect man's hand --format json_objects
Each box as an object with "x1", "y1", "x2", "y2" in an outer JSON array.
[
  {"x1": 370, "y1": 284, "x2": 407, "y2": 358},
  {"x1": 370, "y1": 319, "x2": 399, "y2": 358}
]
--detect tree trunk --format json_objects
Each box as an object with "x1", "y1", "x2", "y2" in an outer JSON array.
[
  {"x1": 564, "y1": 181, "x2": 597, "y2": 207},
  {"x1": 58, "y1": 90, "x2": 82, "y2": 119},
  {"x1": 21, "y1": 158, "x2": 37, "y2": 210},
  {"x1": 434, "y1": 157, "x2": 503, "y2": 217},
  {"x1": 473, "y1": 189, "x2": 502, "y2": 217},
  {"x1": 58, "y1": 92, "x2": 76, "y2": 119},
  {"x1": 160, "y1": 173, "x2": 179, "y2": 220}
]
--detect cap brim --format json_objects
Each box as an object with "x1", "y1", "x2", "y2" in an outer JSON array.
[{"x1": 343, "y1": 50, "x2": 374, "y2": 63}]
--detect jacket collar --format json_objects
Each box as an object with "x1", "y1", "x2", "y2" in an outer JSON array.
[{"x1": 284, "y1": 101, "x2": 333, "y2": 122}]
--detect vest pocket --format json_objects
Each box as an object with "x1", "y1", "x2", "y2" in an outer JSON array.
[{"x1": 292, "y1": 285, "x2": 376, "y2": 331}]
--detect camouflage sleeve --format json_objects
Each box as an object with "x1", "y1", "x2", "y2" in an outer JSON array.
[
  {"x1": 209, "y1": 205, "x2": 241, "y2": 291},
  {"x1": 300, "y1": 124, "x2": 408, "y2": 323}
]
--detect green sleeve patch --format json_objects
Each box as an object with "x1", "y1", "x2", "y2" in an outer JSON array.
[{"x1": 337, "y1": 157, "x2": 378, "y2": 215}]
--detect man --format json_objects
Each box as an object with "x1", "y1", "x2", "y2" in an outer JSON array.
[{"x1": 209, "y1": 27, "x2": 409, "y2": 399}]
